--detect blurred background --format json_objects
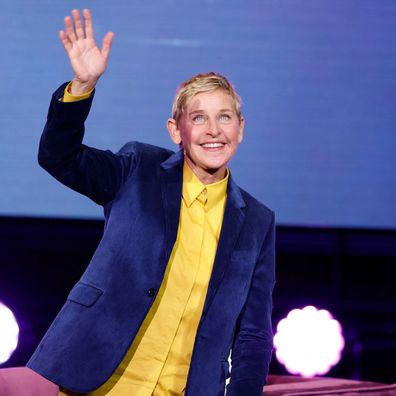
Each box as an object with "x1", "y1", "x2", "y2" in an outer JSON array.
[{"x1": 0, "y1": 0, "x2": 395, "y2": 383}]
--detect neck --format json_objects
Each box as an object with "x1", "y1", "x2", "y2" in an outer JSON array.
[{"x1": 185, "y1": 157, "x2": 227, "y2": 185}]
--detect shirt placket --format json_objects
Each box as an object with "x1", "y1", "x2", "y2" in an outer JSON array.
[{"x1": 152, "y1": 189, "x2": 207, "y2": 396}]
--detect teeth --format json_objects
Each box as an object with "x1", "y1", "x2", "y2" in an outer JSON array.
[{"x1": 201, "y1": 143, "x2": 224, "y2": 148}]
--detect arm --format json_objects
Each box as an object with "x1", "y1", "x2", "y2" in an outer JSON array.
[
  {"x1": 227, "y1": 212, "x2": 276, "y2": 396},
  {"x1": 38, "y1": 10, "x2": 133, "y2": 205},
  {"x1": 38, "y1": 84, "x2": 136, "y2": 205}
]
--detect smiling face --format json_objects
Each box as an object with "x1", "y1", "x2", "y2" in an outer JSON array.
[{"x1": 167, "y1": 89, "x2": 244, "y2": 184}]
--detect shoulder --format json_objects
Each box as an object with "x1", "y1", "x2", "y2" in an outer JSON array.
[
  {"x1": 236, "y1": 184, "x2": 275, "y2": 230},
  {"x1": 239, "y1": 185, "x2": 273, "y2": 216},
  {"x1": 117, "y1": 141, "x2": 175, "y2": 163}
]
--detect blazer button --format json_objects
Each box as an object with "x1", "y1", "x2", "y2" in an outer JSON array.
[{"x1": 147, "y1": 288, "x2": 156, "y2": 297}]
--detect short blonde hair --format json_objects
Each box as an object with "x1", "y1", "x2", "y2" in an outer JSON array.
[{"x1": 172, "y1": 72, "x2": 242, "y2": 125}]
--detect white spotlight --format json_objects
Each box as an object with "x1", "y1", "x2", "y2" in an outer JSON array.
[
  {"x1": 273, "y1": 305, "x2": 344, "y2": 377},
  {"x1": 0, "y1": 302, "x2": 20, "y2": 364}
]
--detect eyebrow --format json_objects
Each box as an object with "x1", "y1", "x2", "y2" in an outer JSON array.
[{"x1": 188, "y1": 108, "x2": 234, "y2": 116}]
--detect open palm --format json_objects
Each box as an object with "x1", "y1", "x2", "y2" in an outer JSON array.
[{"x1": 59, "y1": 9, "x2": 113, "y2": 91}]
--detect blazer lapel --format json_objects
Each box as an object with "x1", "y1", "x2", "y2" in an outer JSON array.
[
  {"x1": 202, "y1": 175, "x2": 246, "y2": 318},
  {"x1": 160, "y1": 150, "x2": 184, "y2": 260}
]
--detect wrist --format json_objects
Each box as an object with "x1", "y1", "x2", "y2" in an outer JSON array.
[{"x1": 69, "y1": 79, "x2": 98, "y2": 95}]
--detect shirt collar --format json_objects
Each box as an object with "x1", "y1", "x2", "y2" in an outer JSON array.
[{"x1": 182, "y1": 161, "x2": 229, "y2": 211}]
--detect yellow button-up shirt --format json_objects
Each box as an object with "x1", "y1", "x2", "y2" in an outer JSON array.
[{"x1": 61, "y1": 87, "x2": 229, "y2": 396}]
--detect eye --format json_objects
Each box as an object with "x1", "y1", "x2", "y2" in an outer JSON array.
[
  {"x1": 219, "y1": 113, "x2": 232, "y2": 123},
  {"x1": 192, "y1": 114, "x2": 206, "y2": 124}
]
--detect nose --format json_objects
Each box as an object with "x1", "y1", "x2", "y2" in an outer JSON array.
[{"x1": 207, "y1": 118, "x2": 221, "y2": 137}]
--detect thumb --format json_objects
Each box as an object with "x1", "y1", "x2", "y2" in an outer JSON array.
[{"x1": 101, "y1": 31, "x2": 114, "y2": 61}]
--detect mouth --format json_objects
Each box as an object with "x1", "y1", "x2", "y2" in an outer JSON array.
[{"x1": 200, "y1": 142, "x2": 225, "y2": 150}]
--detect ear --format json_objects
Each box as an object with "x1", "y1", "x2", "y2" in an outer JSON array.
[
  {"x1": 167, "y1": 118, "x2": 182, "y2": 145},
  {"x1": 238, "y1": 116, "x2": 245, "y2": 143}
]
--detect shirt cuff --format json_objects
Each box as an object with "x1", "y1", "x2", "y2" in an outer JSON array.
[{"x1": 62, "y1": 82, "x2": 94, "y2": 103}]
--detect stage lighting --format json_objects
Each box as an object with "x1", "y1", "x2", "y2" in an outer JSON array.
[
  {"x1": 0, "y1": 302, "x2": 19, "y2": 364},
  {"x1": 273, "y1": 305, "x2": 344, "y2": 377}
]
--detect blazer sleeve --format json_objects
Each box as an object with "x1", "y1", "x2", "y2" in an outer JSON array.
[
  {"x1": 226, "y1": 211, "x2": 276, "y2": 396},
  {"x1": 38, "y1": 83, "x2": 137, "y2": 206}
]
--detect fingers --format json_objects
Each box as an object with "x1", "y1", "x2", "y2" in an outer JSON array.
[
  {"x1": 63, "y1": 9, "x2": 87, "y2": 43},
  {"x1": 101, "y1": 32, "x2": 114, "y2": 61},
  {"x1": 61, "y1": 9, "x2": 112, "y2": 58},
  {"x1": 59, "y1": 30, "x2": 72, "y2": 53},
  {"x1": 64, "y1": 15, "x2": 76, "y2": 43},
  {"x1": 72, "y1": 9, "x2": 85, "y2": 40},
  {"x1": 83, "y1": 9, "x2": 94, "y2": 38}
]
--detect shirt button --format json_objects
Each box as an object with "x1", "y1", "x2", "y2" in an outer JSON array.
[{"x1": 147, "y1": 288, "x2": 156, "y2": 297}]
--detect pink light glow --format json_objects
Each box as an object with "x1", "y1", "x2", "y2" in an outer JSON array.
[
  {"x1": 0, "y1": 302, "x2": 19, "y2": 364},
  {"x1": 273, "y1": 305, "x2": 345, "y2": 377}
]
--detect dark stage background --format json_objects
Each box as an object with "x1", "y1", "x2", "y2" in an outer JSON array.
[{"x1": 0, "y1": 217, "x2": 395, "y2": 383}]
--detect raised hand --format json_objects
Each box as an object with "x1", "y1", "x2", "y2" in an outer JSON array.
[{"x1": 59, "y1": 9, "x2": 114, "y2": 95}]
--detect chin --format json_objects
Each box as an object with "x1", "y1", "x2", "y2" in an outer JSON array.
[{"x1": 203, "y1": 162, "x2": 228, "y2": 174}]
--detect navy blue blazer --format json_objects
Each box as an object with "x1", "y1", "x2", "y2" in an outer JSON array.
[{"x1": 28, "y1": 84, "x2": 276, "y2": 396}]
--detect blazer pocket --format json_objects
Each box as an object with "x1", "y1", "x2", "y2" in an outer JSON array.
[{"x1": 67, "y1": 282, "x2": 104, "y2": 307}]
